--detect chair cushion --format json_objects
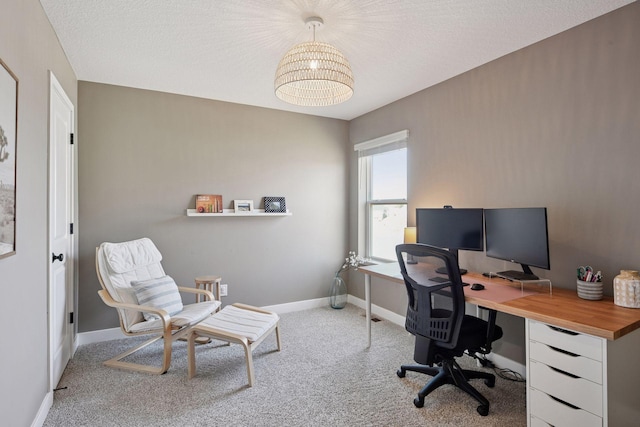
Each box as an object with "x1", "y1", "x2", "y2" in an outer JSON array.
[
  {"x1": 195, "y1": 305, "x2": 279, "y2": 342},
  {"x1": 98, "y1": 238, "x2": 167, "y2": 330},
  {"x1": 439, "y1": 314, "x2": 503, "y2": 357},
  {"x1": 128, "y1": 300, "x2": 220, "y2": 333},
  {"x1": 103, "y1": 237, "x2": 163, "y2": 274},
  {"x1": 131, "y1": 275, "x2": 183, "y2": 320}
]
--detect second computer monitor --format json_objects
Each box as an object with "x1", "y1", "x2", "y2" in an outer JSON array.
[
  {"x1": 416, "y1": 207, "x2": 484, "y2": 274},
  {"x1": 484, "y1": 207, "x2": 550, "y2": 281}
]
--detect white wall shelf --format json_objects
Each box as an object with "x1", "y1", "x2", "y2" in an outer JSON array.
[{"x1": 186, "y1": 208, "x2": 292, "y2": 217}]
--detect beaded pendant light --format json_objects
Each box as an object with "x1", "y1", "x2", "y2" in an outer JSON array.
[{"x1": 274, "y1": 17, "x2": 354, "y2": 107}]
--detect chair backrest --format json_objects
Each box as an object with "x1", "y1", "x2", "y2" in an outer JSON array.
[
  {"x1": 395, "y1": 243, "x2": 466, "y2": 350},
  {"x1": 96, "y1": 237, "x2": 166, "y2": 331}
]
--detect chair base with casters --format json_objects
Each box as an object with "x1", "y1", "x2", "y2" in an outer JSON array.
[
  {"x1": 397, "y1": 349, "x2": 495, "y2": 416},
  {"x1": 397, "y1": 312, "x2": 501, "y2": 416},
  {"x1": 187, "y1": 303, "x2": 281, "y2": 387}
]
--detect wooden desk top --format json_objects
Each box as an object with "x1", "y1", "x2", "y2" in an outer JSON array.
[{"x1": 358, "y1": 263, "x2": 640, "y2": 341}]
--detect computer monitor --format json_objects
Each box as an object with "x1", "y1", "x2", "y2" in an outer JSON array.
[
  {"x1": 484, "y1": 207, "x2": 550, "y2": 281},
  {"x1": 416, "y1": 207, "x2": 484, "y2": 275}
]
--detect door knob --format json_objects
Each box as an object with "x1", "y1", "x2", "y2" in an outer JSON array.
[{"x1": 52, "y1": 253, "x2": 64, "y2": 263}]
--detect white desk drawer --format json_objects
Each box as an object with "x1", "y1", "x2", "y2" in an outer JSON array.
[
  {"x1": 530, "y1": 388, "x2": 602, "y2": 427},
  {"x1": 529, "y1": 340, "x2": 602, "y2": 384},
  {"x1": 530, "y1": 360, "x2": 602, "y2": 416},
  {"x1": 529, "y1": 320, "x2": 603, "y2": 361}
]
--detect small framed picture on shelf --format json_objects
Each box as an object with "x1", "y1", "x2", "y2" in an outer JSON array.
[
  {"x1": 264, "y1": 196, "x2": 286, "y2": 213},
  {"x1": 233, "y1": 199, "x2": 253, "y2": 213},
  {"x1": 196, "y1": 194, "x2": 223, "y2": 213}
]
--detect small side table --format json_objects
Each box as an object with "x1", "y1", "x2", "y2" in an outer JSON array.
[{"x1": 194, "y1": 275, "x2": 222, "y2": 303}]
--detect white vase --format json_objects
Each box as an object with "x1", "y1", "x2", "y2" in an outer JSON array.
[{"x1": 613, "y1": 270, "x2": 640, "y2": 308}]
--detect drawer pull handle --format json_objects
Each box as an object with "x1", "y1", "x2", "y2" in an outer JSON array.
[
  {"x1": 549, "y1": 394, "x2": 580, "y2": 410},
  {"x1": 547, "y1": 345, "x2": 579, "y2": 357},
  {"x1": 549, "y1": 366, "x2": 579, "y2": 378},
  {"x1": 547, "y1": 325, "x2": 578, "y2": 336}
]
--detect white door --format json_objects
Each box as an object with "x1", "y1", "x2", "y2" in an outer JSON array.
[{"x1": 49, "y1": 72, "x2": 75, "y2": 388}]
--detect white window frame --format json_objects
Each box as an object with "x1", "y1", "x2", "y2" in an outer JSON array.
[{"x1": 354, "y1": 130, "x2": 408, "y2": 262}]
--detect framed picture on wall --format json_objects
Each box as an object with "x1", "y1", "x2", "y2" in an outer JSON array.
[
  {"x1": 233, "y1": 199, "x2": 254, "y2": 213},
  {"x1": 264, "y1": 196, "x2": 286, "y2": 213},
  {"x1": 0, "y1": 58, "x2": 18, "y2": 259}
]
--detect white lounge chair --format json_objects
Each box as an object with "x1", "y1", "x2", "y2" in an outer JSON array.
[{"x1": 96, "y1": 237, "x2": 220, "y2": 374}]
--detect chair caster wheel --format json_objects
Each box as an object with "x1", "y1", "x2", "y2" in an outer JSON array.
[
  {"x1": 397, "y1": 369, "x2": 406, "y2": 378},
  {"x1": 413, "y1": 397, "x2": 424, "y2": 408},
  {"x1": 477, "y1": 404, "x2": 489, "y2": 416},
  {"x1": 484, "y1": 377, "x2": 495, "y2": 388}
]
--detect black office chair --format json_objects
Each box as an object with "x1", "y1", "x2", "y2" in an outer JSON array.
[{"x1": 395, "y1": 243, "x2": 503, "y2": 416}]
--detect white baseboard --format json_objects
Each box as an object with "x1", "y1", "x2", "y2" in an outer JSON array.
[
  {"x1": 347, "y1": 294, "x2": 406, "y2": 327},
  {"x1": 77, "y1": 326, "x2": 126, "y2": 347},
  {"x1": 31, "y1": 391, "x2": 53, "y2": 427},
  {"x1": 485, "y1": 352, "x2": 527, "y2": 379},
  {"x1": 262, "y1": 297, "x2": 330, "y2": 314}
]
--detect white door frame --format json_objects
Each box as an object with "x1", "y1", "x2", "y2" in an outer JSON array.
[{"x1": 48, "y1": 71, "x2": 77, "y2": 391}]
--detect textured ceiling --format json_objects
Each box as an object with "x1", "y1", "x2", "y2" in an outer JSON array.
[{"x1": 40, "y1": 0, "x2": 633, "y2": 120}]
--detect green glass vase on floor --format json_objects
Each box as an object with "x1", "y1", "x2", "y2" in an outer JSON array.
[{"x1": 330, "y1": 273, "x2": 347, "y2": 309}]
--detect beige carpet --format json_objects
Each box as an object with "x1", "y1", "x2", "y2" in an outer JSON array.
[{"x1": 45, "y1": 304, "x2": 526, "y2": 426}]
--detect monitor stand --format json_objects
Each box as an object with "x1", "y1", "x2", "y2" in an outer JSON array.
[
  {"x1": 435, "y1": 249, "x2": 467, "y2": 275},
  {"x1": 435, "y1": 266, "x2": 467, "y2": 275},
  {"x1": 496, "y1": 264, "x2": 539, "y2": 281}
]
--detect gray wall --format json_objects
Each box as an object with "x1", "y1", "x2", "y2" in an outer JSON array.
[
  {"x1": 349, "y1": 3, "x2": 640, "y2": 364},
  {"x1": 78, "y1": 82, "x2": 350, "y2": 332},
  {"x1": 0, "y1": 1, "x2": 78, "y2": 425}
]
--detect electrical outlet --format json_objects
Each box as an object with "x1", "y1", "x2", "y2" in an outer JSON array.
[{"x1": 220, "y1": 284, "x2": 228, "y2": 297}]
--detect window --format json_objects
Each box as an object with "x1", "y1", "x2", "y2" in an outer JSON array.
[{"x1": 355, "y1": 131, "x2": 408, "y2": 261}]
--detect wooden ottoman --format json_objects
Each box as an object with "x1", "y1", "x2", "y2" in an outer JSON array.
[{"x1": 187, "y1": 303, "x2": 281, "y2": 387}]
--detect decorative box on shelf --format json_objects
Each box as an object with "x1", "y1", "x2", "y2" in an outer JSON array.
[
  {"x1": 195, "y1": 194, "x2": 223, "y2": 213},
  {"x1": 186, "y1": 209, "x2": 292, "y2": 217}
]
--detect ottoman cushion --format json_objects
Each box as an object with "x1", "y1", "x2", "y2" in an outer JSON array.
[{"x1": 196, "y1": 305, "x2": 279, "y2": 342}]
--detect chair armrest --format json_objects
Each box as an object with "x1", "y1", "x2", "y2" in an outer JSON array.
[
  {"x1": 178, "y1": 286, "x2": 216, "y2": 302},
  {"x1": 98, "y1": 289, "x2": 172, "y2": 328},
  {"x1": 231, "y1": 303, "x2": 275, "y2": 315}
]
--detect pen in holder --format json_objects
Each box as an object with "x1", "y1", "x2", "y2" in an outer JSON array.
[{"x1": 576, "y1": 265, "x2": 603, "y2": 300}]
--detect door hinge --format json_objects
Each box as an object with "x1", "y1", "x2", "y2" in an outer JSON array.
[
  {"x1": 70, "y1": 223, "x2": 74, "y2": 235},
  {"x1": 69, "y1": 312, "x2": 74, "y2": 324},
  {"x1": 70, "y1": 133, "x2": 74, "y2": 145}
]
